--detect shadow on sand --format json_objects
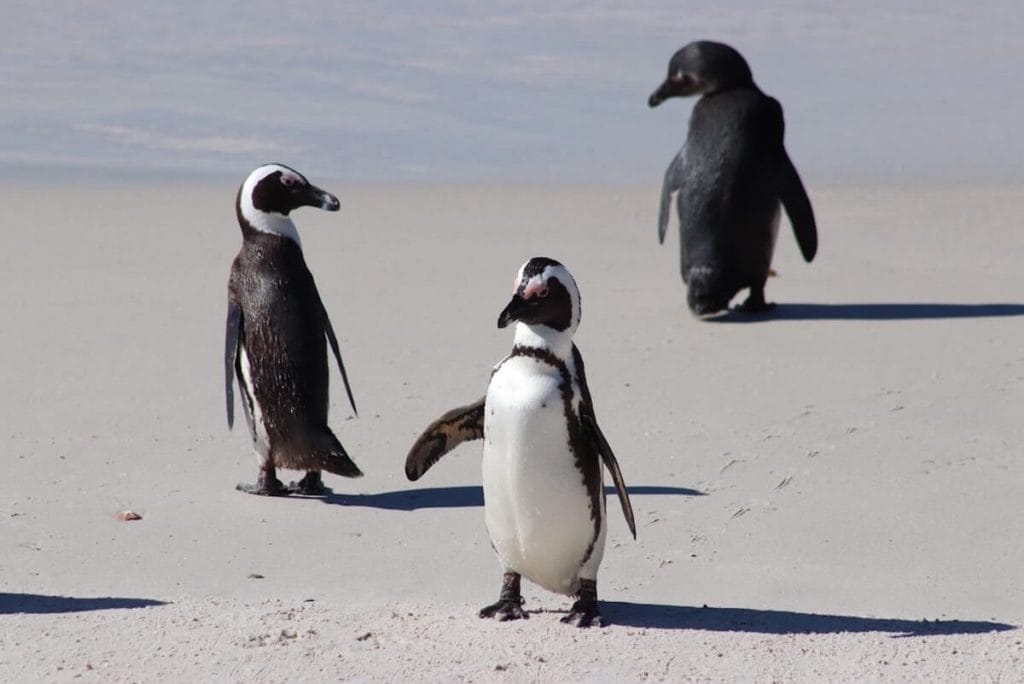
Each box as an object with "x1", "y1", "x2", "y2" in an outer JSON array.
[
  {"x1": 713, "y1": 302, "x2": 1024, "y2": 323},
  {"x1": 0, "y1": 593, "x2": 167, "y2": 615},
  {"x1": 601, "y1": 601, "x2": 1016, "y2": 636},
  {"x1": 321, "y1": 485, "x2": 703, "y2": 511},
  {"x1": 602, "y1": 602, "x2": 1011, "y2": 634}
]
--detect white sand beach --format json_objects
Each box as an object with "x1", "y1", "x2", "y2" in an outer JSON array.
[{"x1": 1, "y1": 183, "x2": 1022, "y2": 681}]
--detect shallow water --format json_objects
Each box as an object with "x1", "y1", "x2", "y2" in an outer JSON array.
[{"x1": 2, "y1": 2, "x2": 1022, "y2": 185}]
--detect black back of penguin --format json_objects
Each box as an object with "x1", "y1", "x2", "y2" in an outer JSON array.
[
  {"x1": 650, "y1": 41, "x2": 817, "y2": 315},
  {"x1": 230, "y1": 234, "x2": 331, "y2": 444}
]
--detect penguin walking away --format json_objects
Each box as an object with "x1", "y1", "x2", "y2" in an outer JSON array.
[
  {"x1": 405, "y1": 257, "x2": 636, "y2": 627},
  {"x1": 648, "y1": 40, "x2": 818, "y2": 316},
  {"x1": 225, "y1": 164, "x2": 362, "y2": 496}
]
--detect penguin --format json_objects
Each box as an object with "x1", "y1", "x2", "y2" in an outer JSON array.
[
  {"x1": 224, "y1": 163, "x2": 362, "y2": 496},
  {"x1": 405, "y1": 257, "x2": 636, "y2": 627},
  {"x1": 648, "y1": 40, "x2": 818, "y2": 315}
]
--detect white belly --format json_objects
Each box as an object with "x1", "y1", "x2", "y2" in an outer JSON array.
[{"x1": 482, "y1": 356, "x2": 604, "y2": 595}]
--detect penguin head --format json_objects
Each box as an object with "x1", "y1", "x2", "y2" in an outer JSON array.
[
  {"x1": 498, "y1": 257, "x2": 581, "y2": 337},
  {"x1": 648, "y1": 40, "x2": 753, "y2": 107},
  {"x1": 235, "y1": 163, "x2": 340, "y2": 244}
]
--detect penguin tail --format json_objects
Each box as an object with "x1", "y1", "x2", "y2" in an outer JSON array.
[
  {"x1": 313, "y1": 431, "x2": 364, "y2": 478},
  {"x1": 685, "y1": 266, "x2": 731, "y2": 316}
]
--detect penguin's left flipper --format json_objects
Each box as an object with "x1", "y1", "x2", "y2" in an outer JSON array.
[
  {"x1": 657, "y1": 145, "x2": 686, "y2": 245},
  {"x1": 582, "y1": 413, "x2": 637, "y2": 539},
  {"x1": 763, "y1": 96, "x2": 816, "y2": 262},
  {"x1": 405, "y1": 398, "x2": 486, "y2": 481},
  {"x1": 311, "y1": 280, "x2": 358, "y2": 417},
  {"x1": 778, "y1": 149, "x2": 817, "y2": 262},
  {"x1": 224, "y1": 298, "x2": 242, "y2": 429},
  {"x1": 572, "y1": 345, "x2": 637, "y2": 539}
]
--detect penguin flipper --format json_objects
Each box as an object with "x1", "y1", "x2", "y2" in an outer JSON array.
[
  {"x1": 658, "y1": 145, "x2": 685, "y2": 245},
  {"x1": 572, "y1": 344, "x2": 636, "y2": 539},
  {"x1": 405, "y1": 398, "x2": 486, "y2": 481},
  {"x1": 310, "y1": 280, "x2": 358, "y2": 417},
  {"x1": 224, "y1": 298, "x2": 242, "y2": 429},
  {"x1": 582, "y1": 413, "x2": 637, "y2": 540},
  {"x1": 778, "y1": 150, "x2": 818, "y2": 262}
]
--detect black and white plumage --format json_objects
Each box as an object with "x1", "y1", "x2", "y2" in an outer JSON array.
[
  {"x1": 649, "y1": 40, "x2": 818, "y2": 316},
  {"x1": 225, "y1": 163, "x2": 361, "y2": 496},
  {"x1": 406, "y1": 257, "x2": 636, "y2": 627}
]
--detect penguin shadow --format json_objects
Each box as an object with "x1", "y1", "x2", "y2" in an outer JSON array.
[
  {"x1": 601, "y1": 602, "x2": 1016, "y2": 637},
  {"x1": 319, "y1": 485, "x2": 703, "y2": 511},
  {"x1": 0, "y1": 593, "x2": 167, "y2": 615},
  {"x1": 712, "y1": 302, "x2": 1024, "y2": 323}
]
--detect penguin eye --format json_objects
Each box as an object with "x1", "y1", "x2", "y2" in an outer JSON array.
[
  {"x1": 281, "y1": 175, "x2": 296, "y2": 187},
  {"x1": 537, "y1": 287, "x2": 549, "y2": 298}
]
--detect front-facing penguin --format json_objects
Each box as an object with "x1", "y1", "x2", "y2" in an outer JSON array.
[
  {"x1": 225, "y1": 164, "x2": 362, "y2": 496},
  {"x1": 649, "y1": 40, "x2": 818, "y2": 315},
  {"x1": 405, "y1": 257, "x2": 636, "y2": 627}
]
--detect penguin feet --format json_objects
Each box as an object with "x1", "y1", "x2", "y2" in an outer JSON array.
[
  {"x1": 736, "y1": 287, "x2": 776, "y2": 313},
  {"x1": 561, "y1": 579, "x2": 602, "y2": 628},
  {"x1": 235, "y1": 478, "x2": 290, "y2": 496},
  {"x1": 479, "y1": 599, "x2": 529, "y2": 621},
  {"x1": 236, "y1": 465, "x2": 291, "y2": 496},
  {"x1": 287, "y1": 471, "x2": 330, "y2": 496},
  {"x1": 561, "y1": 598, "x2": 602, "y2": 627},
  {"x1": 479, "y1": 572, "x2": 528, "y2": 622}
]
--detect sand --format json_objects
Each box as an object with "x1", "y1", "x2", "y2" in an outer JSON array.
[{"x1": 1, "y1": 183, "x2": 1022, "y2": 681}]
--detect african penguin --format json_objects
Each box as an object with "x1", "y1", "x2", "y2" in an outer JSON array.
[
  {"x1": 405, "y1": 257, "x2": 636, "y2": 627},
  {"x1": 648, "y1": 40, "x2": 818, "y2": 316},
  {"x1": 224, "y1": 163, "x2": 362, "y2": 496}
]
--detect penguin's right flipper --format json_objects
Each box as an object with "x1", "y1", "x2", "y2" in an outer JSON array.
[
  {"x1": 778, "y1": 149, "x2": 817, "y2": 262},
  {"x1": 405, "y1": 397, "x2": 486, "y2": 481},
  {"x1": 224, "y1": 298, "x2": 242, "y2": 429},
  {"x1": 310, "y1": 280, "x2": 358, "y2": 417},
  {"x1": 657, "y1": 145, "x2": 685, "y2": 244}
]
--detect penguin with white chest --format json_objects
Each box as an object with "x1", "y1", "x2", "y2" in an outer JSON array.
[
  {"x1": 405, "y1": 257, "x2": 636, "y2": 627},
  {"x1": 649, "y1": 40, "x2": 818, "y2": 315},
  {"x1": 225, "y1": 164, "x2": 362, "y2": 496}
]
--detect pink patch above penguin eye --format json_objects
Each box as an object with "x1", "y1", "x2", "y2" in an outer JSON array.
[{"x1": 523, "y1": 280, "x2": 548, "y2": 300}]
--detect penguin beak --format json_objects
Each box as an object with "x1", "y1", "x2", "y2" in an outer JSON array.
[
  {"x1": 303, "y1": 184, "x2": 340, "y2": 212},
  {"x1": 648, "y1": 74, "x2": 698, "y2": 107},
  {"x1": 648, "y1": 82, "x2": 669, "y2": 107},
  {"x1": 497, "y1": 294, "x2": 528, "y2": 329}
]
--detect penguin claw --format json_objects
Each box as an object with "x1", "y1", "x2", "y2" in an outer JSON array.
[
  {"x1": 560, "y1": 599, "x2": 602, "y2": 628},
  {"x1": 479, "y1": 600, "x2": 529, "y2": 622}
]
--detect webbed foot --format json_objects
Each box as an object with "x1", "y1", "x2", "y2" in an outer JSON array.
[
  {"x1": 235, "y1": 478, "x2": 290, "y2": 496},
  {"x1": 479, "y1": 572, "x2": 527, "y2": 622},
  {"x1": 561, "y1": 579, "x2": 602, "y2": 628},
  {"x1": 737, "y1": 287, "x2": 776, "y2": 313},
  {"x1": 479, "y1": 600, "x2": 529, "y2": 621},
  {"x1": 236, "y1": 465, "x2": 290, "y2": 496},
  {"x1": 287, "y1": 471, "x2": 329, "y2": 495}
]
